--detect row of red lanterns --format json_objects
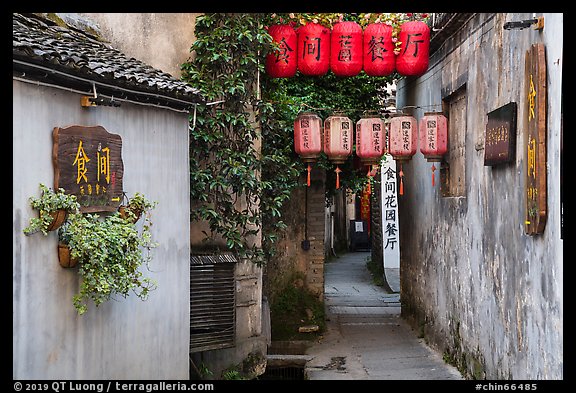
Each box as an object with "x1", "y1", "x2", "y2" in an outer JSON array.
[
  {"x1": 294, "y1": 111, "x2": 448, "y2": 193},
  {"x1": 266, "y1": 20, "x2": 430, "y2": 78}
]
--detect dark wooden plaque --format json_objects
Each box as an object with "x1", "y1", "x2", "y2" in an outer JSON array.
[
  {"x1": 484, "y1": 102, "x2": 517, "y2": 166},
  {"x1": 524, "y1": 43, "x2": 547, "y2": 235},
  {"x1": 53, "y1": 125, "x2": 124, "y2": 213}
]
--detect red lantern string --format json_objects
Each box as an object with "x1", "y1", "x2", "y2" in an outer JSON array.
[
  {"x1": 399, "y1": 163, "x2": 404, "y2": 196},
  {"x1": 431, "y1": 163, "x2": 436, "y2": 187},
  {"x1": 335, "y1": 166, "x2": 342, "y2": 189},
  {"x1": 307, "y1": 164, "x2": 312, "y2": 187}
]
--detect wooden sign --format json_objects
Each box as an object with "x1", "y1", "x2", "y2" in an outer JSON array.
[
  {"x1": 484, "y1": 102, "x2": 517, "y2": 166},
  {"x1": 53, "y1": 125, "x2": 124, "y2": 213},
  {"x1": 524, "y1": 43, "x2": 547, "y2": 235}
]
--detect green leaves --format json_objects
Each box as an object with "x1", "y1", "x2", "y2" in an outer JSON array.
[
  {"x1": 23, "y1": 183, "x2": 80, "y2": 236},
  {"x1": 59, "y1": 193, "x2": 158, "y2": 315}
]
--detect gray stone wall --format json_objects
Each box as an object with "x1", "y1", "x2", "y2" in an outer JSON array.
[{"x1": 395, "y1": 13, "x2": 563, "y2": 379}]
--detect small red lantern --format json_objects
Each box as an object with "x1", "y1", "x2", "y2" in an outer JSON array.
[
  {"x1": 356, "y1": 114, "x2": 386, "y2": 166},
  {"x1": 265, "y1": 24, "x2": 298, "y2": 78},
  {"x1": 396, "y1": 21, "x2": 430, "y2": 77},
  {"x1": 363, "y1": 23, "x2": 395, "y2": 76},
  {"x1": 356, "y1": 114, "x2": 385, "y2": 194},
  {"x1": 324, "y1": 113, "x2": 353, "y2": 189},
  {"x1": 419, "y1": 112, "x2": 448, "y2": 187},
  {"x1": 297, "y1": 23, "x2": 331, "y2": 76},
  {"x1": 330, "y1": 21, "x2": 363, "y2": 77},
  {"x1": 388, "y1": 115, "x2": 418, "y2": 195},
  {"x1": 294, "y1": 111, "x2": 323, "y2": 186}
]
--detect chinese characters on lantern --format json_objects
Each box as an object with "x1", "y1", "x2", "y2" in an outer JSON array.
[
  {"x1": 267, "y1": 21, "x2": 429, "y2": 78},
  {"x1": 53, "y1": 125, "x2": 124, "y2": 212}
]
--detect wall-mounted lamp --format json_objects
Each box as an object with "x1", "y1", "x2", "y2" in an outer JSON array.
[
  {"x1": 503, "y1": 16, "x2": 544, "y2": 31},
  {"x1": 81, "y1": 95, "x2": 121, "y2": 107}
]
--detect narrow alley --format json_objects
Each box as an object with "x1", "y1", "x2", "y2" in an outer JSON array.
[{"x1": 305, "y1": 251, "x2": 464, "y2": 380}]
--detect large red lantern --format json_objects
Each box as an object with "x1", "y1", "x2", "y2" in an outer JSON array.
[
  {"x1": 324, "y1": 113, "x2": 353, "y2": 189},
  {"x1": 388, "y1": 115, "x2": 418, "y2": 195},
  {"x1": 419, "y1": 112, "x2": 448, "y2": 187},
  {"x1": 297, "y1": 23, "x2": 331, "y2": 76},
  {"x1": 294, "y1": 111, "x2": 323, "y2": 186},
  {"x1": 265, "y1": 24, "x2": 298, "y2": 78},
  {"x1": 396, "y1": 21, "x2": 430, "y2": 77},
  {"x1": 330, "y1": 21, "x2": 363, "y2": 77},
  {"x1": 363, "y1": 23, "x2": 395, "y2": 76}
]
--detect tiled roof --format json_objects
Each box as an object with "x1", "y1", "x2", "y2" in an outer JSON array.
[{"x1": 13, "y1": 13, "x2": 204, "y2": 110}]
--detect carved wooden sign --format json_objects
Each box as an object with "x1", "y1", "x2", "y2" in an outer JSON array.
[
  {"x1": 524, "y1": 43, "x2": 547, "y2": 235},
  {"x1": 53, "y1": 125, "x2": 124, "y2": 213},
  {"x1": 484, "y1": 102, "x2": 517, "y2": 166}
]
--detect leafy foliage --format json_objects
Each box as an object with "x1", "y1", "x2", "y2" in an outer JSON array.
[{"x1": 23, "y1": 183, "x2": 81, "y2": 236}]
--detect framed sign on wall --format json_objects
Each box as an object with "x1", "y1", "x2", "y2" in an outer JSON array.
[{"x1": 53, "y1": 125, "x2": 124, "y2": 213}]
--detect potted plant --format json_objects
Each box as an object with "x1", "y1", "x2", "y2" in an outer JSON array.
[
  {"x1": 23, "y1": 183, "x2": 81, "y2": 236},
  {"x1": 118, "y1": 192, "x2": 157, "y2": 223},
  {"x1": 60, "y1": 193, "x2": 159, "y2": 315},
  {"x1": 57, "y1": 221, "x2": 78, "y2": 268}
]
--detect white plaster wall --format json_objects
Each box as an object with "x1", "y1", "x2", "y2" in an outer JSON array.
[{"x1": 13, "y1": 81, "x2": 191, "y2": 379}]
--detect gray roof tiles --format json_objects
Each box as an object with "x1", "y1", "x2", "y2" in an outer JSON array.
[{"x1": 13, "y1": 13, "x2": 204, "y2": 109}]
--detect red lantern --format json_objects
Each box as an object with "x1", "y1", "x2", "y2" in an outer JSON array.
[
  {"x1": 419, "y1": 112, "x2": 448, "y2": 187},
  {"x1": 297, "y1": 23, "x2": 331, "y2": 76},
  {"x1": 294, "y1": 111, "x2": 323, "y2": 186},
  {"x1": 330, "y1": 21, "x2": 363, "y2": 77},
  {"x1": 324, "y1": 113, "x2": 353, "y2": 189},
  {"x1": 396, "y1": 21, "x2": 430, "y2": 76},
  {"x1": 356, "y1": 114, "x2": 386, "y2": 194},
  {"x1": 363, "y1": 23, "x2": 395, "y2": 76},
  {"x1": 265, "y1": 24, "x2": 298, "y2": 78},
  {"x1": 388, "y1": 115, "x2": 418, "y2": 195},
  {"x1": 356, "y1": 114, "x2": 386, "y2": 166}
]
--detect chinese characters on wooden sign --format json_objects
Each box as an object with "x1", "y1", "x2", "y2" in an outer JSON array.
[
  {"x1": 484, "y1": 102, "x2": 517, "y2": 166},
  {"x1": 53, "y1": 125, "x2": 124, "y2": 213},
  {"x1": 524, "y1": 43, "x2": 547, "y2": 235}
]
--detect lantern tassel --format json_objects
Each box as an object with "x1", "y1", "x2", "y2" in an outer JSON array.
[
  {"x1": 335, "y1": 166, "x2": 342, "y2": 189},
  {"x1": 307, "y1": 164, "x2": 312, "y2": 187},
  {"x1": 399, "y1": 164, "x2": 404, "y2": 196},
  {"x1": 431, "y1": 163, "x2": 436, "y2": 187}
]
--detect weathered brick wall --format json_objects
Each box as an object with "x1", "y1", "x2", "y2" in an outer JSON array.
[{"x1": 263, "y1": 166, "x2": 326, "y2": 302}]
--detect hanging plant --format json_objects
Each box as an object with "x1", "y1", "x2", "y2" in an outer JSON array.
[
  {"x1": 118, "y1": 192, "x2": 157, "y2": 223},
  {"x1": 58, "y1": 193, "x2": 159, "y2": 315},
  {"x1": 23, "y1": 183, "x2": 81, "y2": 236}
]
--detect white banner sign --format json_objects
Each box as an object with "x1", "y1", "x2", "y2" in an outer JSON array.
[{"x1": 381, "y1": 155, "x2": 400, "y2": 268}]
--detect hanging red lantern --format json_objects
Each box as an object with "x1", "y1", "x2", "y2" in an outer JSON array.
[
  {"x1": 356, "y1": 114, "x2": 385, "y2": 195},
  {"x1": 294, "y1": 111, "x2": 323, "y2": 186},
  {"x1": 419, "y1": 112, "x2": 448, "y2": 187},
  {"x1": 297, "y1": 22, "x2": 331, "y2": 76},
  {"x1": 330, "y1": 21, "x2": 363, "y2": 77},
  {"x1": 356, "y1": 114, "x2": 386, "y2": 167},
  {"x1": 324, "y1": 112, "x2": 353, "y2": 189},
  {"x1": 363, "y1": 23, "x2": 395, "y2": 76},
  {"x1": 265, "y1": 24, "x2": 298, "y2": 78},
  {"x1": 388, "y1": 115, "x2": 418, "y2": 195},
  {"x1": 396, "y1": 21, "x2": 430, "y2": 77}
]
